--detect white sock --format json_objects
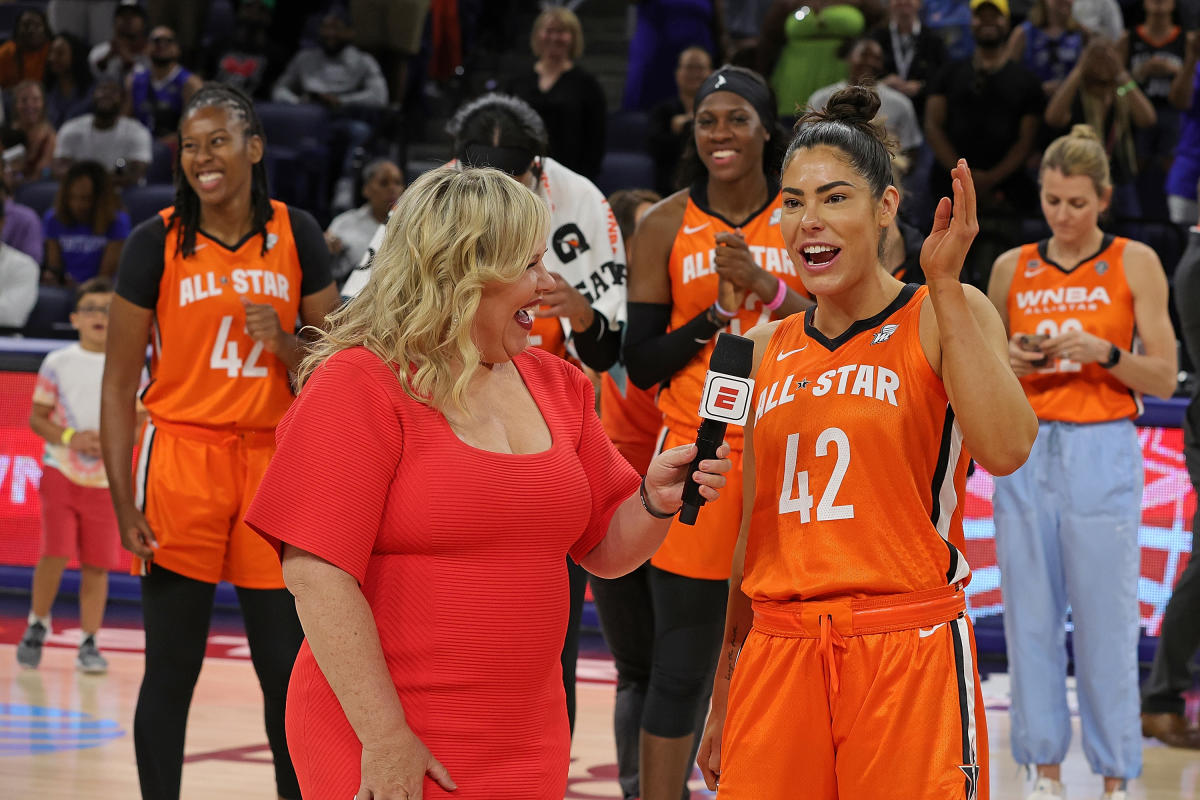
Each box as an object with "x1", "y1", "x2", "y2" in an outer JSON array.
[
  {"x1": 80, "y1": 631, "x2": 96, "y2": 646},
  {"x1": 27, "y1": 612, "x2": 50, "y2": 629}
]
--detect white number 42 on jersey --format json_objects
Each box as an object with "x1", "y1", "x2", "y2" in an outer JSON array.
[{"x1": 209, "y1": 315, "x2": 268, "y2": 378}]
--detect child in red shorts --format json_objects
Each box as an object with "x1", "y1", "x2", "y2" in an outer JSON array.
[{"x1": 18, "y1": 277, "x2": 129, "y2": 674}]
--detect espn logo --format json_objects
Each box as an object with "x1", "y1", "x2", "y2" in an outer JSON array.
[{"x1": 699, "y1": 373, "x2": 755, "y2": 425}]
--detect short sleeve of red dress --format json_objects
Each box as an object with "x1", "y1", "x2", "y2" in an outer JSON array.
[
  {"x1": 245, "y1": 348, "x2": 402, "y2": 582},
  {"x1": 562, "y1": 361, "x2": 641, "y2": 562}
]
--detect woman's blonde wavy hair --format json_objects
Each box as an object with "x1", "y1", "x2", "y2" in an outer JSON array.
[{"x1": 298, "y1": 167, "x2": 549, "y2": 412}]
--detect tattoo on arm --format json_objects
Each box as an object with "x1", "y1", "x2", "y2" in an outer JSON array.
[{"x1": 725, "y1": 625, "x2": 739, "y2": 680}]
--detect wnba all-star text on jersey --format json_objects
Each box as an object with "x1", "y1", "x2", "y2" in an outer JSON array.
[
  {"x1": 177, "y1": 269, "x2": 293, "y2": 307},
  {"x1": 755, "y1": 363, "x2": 903, "y2": 424},
  {"x1": 679, "y1": 245, "x2": 794, "y2": 284},
  {"x1": 1013, "y1": 285, "x2": 1111, "y2": 315}
]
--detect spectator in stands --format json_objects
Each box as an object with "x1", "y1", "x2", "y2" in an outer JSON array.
[
  {"x1": 505, "y1": 7, "x2": 608, "y2": 181},
  {"x1": 2, "y1": 180, "x2": 45, "y2": 264},
  {"x1": 622, "y1": 0, "x2": 719, "y2": 113},
  {"x1": 1045, "y1": 37, "x2": 1156, "y2": 216},
  {"x1": 43, "y1": 160, "x2": 129, "y2": 286},
  {"x1": 1073, "y1": 0, "x2": 1126, "y2": 39},
  {"x1": 212, "y1": 0, "x2": 286, "y2": 101},
  {"x1": 349, "y1": 0, "x2": 430, "y2": 104},
  {"x1": 146, "y1": 0, "x2": 207, "y2": 70},
  {"x1": 0, "y1": 8, "x2": 51, "y2": 90},
  {"x1": 869, "y1": 0, "x2": 948, "y2": 120},
  {"x1": 1132, "y1": 0, "x2": 1185, "y2": 104},
  {"x1": 648, "y1": 45, "x2": 713, "y2": 195},
  {"x1": 925, "y1": 0, "x2": 1043, "y2": 214},
  {"x1": 1129, "y1": 0, "x2": 1185, "y2": 192},
  {"x1": 1166, "y1": 31, "x2": 1200, "y2": 224},
  {"x1": 0, "y1": 202, "x2": 37, "y2": 328},
  {"x1": 43, "y1": 32, "x2": 93, "y2": 128},
  {"x1": 17, "y1": 277, "x2": 127, "y2": 674},
  {"x1": 88, "y1": 2, "x2": 149, "y2": 84},
  {"x1": 9, "y1": 81, "x2": 57, "y2": 184},
  {"x1": 47, "y1": 0, "x2": 116, "y2": 50},
  {"x1": 127, "y1": 26, "x2": 203, "y2": 140},
  {"x1": 761, "y1": 0, "x2": 870, "y2": 121},
  {"x1": 1005, "y1": 0, "x2": 1085, "y2": 97},
  {"x1": 53, "y1": 77, "x2": 151, "y2": 187},
  {"x1": 808, "y1": 38, "x2": 924, "y2": 167},
  {"x1": 325, "y1": 158, "x2": 404, "y2": 287},
  {"x1": 1141, "y1": 176, "x2": 1200, "y2": 751},
  {"x1": 272, "y1": 10, "x2": 389, "y2": 213},
  {"x1": 726, "y1": 0, "x2": 776, "y2": 59}
]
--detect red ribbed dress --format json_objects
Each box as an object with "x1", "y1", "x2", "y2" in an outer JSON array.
[{"x1": 245, "y1": 346, "x2": 640, "y2": 799}]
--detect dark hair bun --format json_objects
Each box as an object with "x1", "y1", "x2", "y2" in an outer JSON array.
[{"x1": 823, "y1": 85, "x2": 881, "y2": 127}]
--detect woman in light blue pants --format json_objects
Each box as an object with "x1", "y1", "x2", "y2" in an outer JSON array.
[{"x1": 986, "y1": 125, "x2": 1179, "y2": 800}]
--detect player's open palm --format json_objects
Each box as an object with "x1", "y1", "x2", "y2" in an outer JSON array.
[
  {"x1": 357, "y1": 727, "x2": 456, "y2": 799},
  {"x1": 921, "y1": 159, "x2": 979, "y2": 284}
]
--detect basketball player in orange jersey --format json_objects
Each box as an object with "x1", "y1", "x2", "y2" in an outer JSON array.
[
  {"x1": 697, "y1": 86, "x2": 1038, "y2": 800},
  {"x1": 986, "y1": 126, "x2": 1177, "y2": 800},
  {"x1": 99, "y1": 84, "x2": 339, "y2": 800},
  {"x1": 623, "y1": 65, "x2": 811, "y2": 800}
]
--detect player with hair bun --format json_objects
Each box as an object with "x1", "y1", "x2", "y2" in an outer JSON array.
[
  {"x1": 622, "y1": 64, "x2": 811, "y2": 800},
  {"x1": 988, "y1": 124, "x2": 1177, "y2": 800},
  {"x1": 699, "y1": 85, "x2": 1037, "y2": 799}
]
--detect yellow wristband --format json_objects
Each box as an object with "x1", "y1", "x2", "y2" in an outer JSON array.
[{"x1": 60, "y1": 427, "x2": 76, "y2": 446}]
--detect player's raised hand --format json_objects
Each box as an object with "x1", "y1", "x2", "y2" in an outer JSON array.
[{"x1": 920, "y1": 159, "x2": 979, "y2": 284}]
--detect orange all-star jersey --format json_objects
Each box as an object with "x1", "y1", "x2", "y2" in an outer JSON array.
[
  {"x1": 115, "y1": 201, "x2": 333, "y2": 431},
  {"x1": 656, "y1": 186, "x2": 808, "y2": 445},
  {"x1": 530, "y1": 312, "x2": 568, "y2": 359},
  {"x1": 745, "y1": 284, "x2": 972, "y2": 601},
  {"x1": 1006, "y1": 236, "x2": 1140, "y2": 423}
]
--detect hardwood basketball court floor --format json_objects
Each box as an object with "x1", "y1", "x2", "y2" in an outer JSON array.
[{"x1": 1, "y1": 594, "x2": 1198, "y2": 799}]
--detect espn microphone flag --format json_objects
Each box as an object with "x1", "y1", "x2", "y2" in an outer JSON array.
[{"x1": 679, "y1": 332, "x2": 755, "y2": 525}]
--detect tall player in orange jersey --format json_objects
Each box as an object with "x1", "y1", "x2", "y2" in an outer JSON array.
[
  {"x1": 100, "y1": 84, "x2": 339, "y2": 800},
  {"x1": 987, "y1": 126, "x2": 1177, "y2": 800},
  {"x1": 698, "y1": 86, "x2": 1038, "y2": 800},
  {"x1": 622, "y1": 66, "x2": 811, "y2": 800}
]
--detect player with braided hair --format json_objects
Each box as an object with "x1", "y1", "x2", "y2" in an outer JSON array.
[{"x1": 101, "y1": 82, "x2": 339, "y2": 800}]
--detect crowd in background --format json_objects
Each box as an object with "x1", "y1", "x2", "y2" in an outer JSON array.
[{"x1": 0, "y1": 0, "x2": 1194, "y2": 361}]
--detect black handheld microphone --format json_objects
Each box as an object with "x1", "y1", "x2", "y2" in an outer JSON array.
[{"x1": 678, "y1": 332, "x2": 755, "y2": 526}]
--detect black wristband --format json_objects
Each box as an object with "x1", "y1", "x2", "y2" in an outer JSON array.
[
  {"x1": 1099, "y1": 344, "x2": 1121, "y2": 369},
  {"x1": 640, "y1": 476, "x2": 679, "y2": 519}
]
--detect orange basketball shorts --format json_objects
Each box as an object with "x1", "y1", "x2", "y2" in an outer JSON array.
[
  {"x1": 133, "y1": 419, "x2": 285, "y2": 588},
  {"x1": 718, "y1": 584, "x2": 988, "y2": 800},
  {"x1": 649, "y1": 427, "x2": 744, "y2": 580}
]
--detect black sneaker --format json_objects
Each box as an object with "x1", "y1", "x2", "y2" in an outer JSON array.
[{"x1": 16, "y1": 620, "x2": 47, "y2": 669}]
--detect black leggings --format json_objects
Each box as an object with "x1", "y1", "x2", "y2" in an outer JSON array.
[
  {"x1": 590, "y1": 562, "x2": 728, "y2": 799},
  {"x1": 561, "y1": 555, "x2": 588, "y2": 735},
  {"x1": 134, "y1": 566, "x2": 304, "y2": 800}
]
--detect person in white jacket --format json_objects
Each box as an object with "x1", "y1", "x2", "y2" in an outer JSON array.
[
  {"x1": 0, "y1": 206, "x2": 39, "y2": 329},
  {"x1": 342, "y1": 93, "x2": 626, "y2": 373}
]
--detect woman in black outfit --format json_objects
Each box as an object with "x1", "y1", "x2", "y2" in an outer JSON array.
[{"x1": 504, "y1": 7, "x2": 607, "y2": 180}]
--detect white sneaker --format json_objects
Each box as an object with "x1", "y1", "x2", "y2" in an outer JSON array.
[
  {"x1": 1101, "y1": 791, "x2": 1128, "y2": 800},
  {"x1": 1028, "y1": 778, "x2": 1067, "y2": 800}
]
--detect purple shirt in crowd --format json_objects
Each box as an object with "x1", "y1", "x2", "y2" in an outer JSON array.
[{"x1": 4, "y1": 199, "x2": 44, "y2": 265}]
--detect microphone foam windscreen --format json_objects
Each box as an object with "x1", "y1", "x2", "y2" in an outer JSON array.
[{"x1": 709, "y1": 333, "x2": 754, "y2": 379}]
